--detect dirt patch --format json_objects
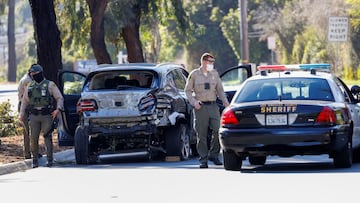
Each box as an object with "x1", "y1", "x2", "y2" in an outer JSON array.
[{"x1": 0, "y1": 133, "x2": 72, "y2": 164}]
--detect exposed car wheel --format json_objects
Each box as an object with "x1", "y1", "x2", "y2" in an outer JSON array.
[
  {"x1": 74, "y1": 126, "x2": 90, "y2": 165},
  {"x1": 333, "y1": 139, "x2": 352, "y2": 168},
  {"x1": 248, "y1": 155, "x2": 266, "y2": 165},
  {"x1": 223, "y1": 150, "x2": 242, "y2": 171},
  {"x1": 165, "y1": 123, "x2": 191, "y2": 160}
]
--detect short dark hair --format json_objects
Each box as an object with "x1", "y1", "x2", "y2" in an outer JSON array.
[{"x1": 201, "y1": 53, "x2": 215, "y2": 62}]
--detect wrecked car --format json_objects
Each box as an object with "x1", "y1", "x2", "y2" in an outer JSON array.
[{"x1": 57, "y1": 63, "x2": 196, "y2": 164}]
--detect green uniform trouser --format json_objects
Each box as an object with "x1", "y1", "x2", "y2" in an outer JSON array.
[
  {"x1": 21, "y1": 117, "x2": 31, "y2": 159},
  {"x1": 194, "y1": 103, "x2": 220, "y2": 163},
  {"x1": 29, "y1": 114, "x2": 53, "y2": 162}
]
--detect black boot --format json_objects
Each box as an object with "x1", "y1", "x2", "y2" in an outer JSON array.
[
  {"x1": 209, "y1": 157, "x2": 223, "y2": 165},
  {"x1": 46, "y1": 160, "x2": 53, "y2": 167},
  {"x1": 32, "y1": 160, "x2": 38, "y2": 168}
]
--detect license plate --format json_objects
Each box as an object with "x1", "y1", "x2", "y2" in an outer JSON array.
[{"x1": 266, "y1": 114, "x2": 287, "y2": 126}]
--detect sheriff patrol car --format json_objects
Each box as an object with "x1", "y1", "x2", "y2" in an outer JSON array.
[{"x1": 219, "y1": 63, "x2": 360, "y2": 171}]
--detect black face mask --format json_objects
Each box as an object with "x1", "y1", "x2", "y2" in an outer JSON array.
[{"x1": 32, "y1": 72, "x2": 44, "y2": 83}]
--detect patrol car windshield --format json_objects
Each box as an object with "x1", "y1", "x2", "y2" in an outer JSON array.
[{"x1": 234, "y1": 78, "x2": 334, "y2": 102}]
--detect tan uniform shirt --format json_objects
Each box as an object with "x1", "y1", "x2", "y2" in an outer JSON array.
[
  {"x1": 19, "y1": 79, "x2": 64, "y2": 118},
  {"x1": 184, "y1": 67, "x2": 229, "y2": 106},
  {"x1": 17, "y1": 73, "x2": 32, "y2": 101}
]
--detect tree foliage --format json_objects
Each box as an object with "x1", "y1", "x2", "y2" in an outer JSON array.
[
  {"x1": 55, "y1": 0, "x2": 92, "y2": 67},
  {"x1": 183, "y1": 0, "x2": 239, "y2": 72},
  {"x1": 220, "y1": 8, "x2": 241, "y2": 61},
  {"x1": 4, "y1": 0, "x2": 360, "y2": 82},
  {"x1": 55, "y1": 0, "x2": 189, "y2": 65},
  {"x1": 251, "y1": 0, "x2": 358, "y2": 78},
  {"x1": 348, "y1": 0, "x2": 360, "y2": 78}
]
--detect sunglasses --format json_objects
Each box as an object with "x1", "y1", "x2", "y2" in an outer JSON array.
[{"x1": 205, "y1": 59, "x2": 215, "y2": 63}]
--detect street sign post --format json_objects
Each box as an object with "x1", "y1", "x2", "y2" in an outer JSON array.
[{"x1": 267, "y1": 36, "x2": 276, "y2": 64}]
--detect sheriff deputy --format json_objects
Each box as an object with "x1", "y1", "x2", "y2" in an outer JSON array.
[{"x1": 19, "y1": 64, "x2": 64, "y2": 168}]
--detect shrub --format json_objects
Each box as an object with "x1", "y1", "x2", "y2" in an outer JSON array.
[{"x1": 0, "y1": 100, "x2": 21, "y2": 137}]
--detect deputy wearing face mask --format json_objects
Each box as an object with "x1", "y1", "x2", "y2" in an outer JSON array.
[
  {"x1": 184, "y1": 52, "x2": 229, "y2": 168},
  {"x1": 18, "y1": 64, "x2": 64, "y2": 168}
]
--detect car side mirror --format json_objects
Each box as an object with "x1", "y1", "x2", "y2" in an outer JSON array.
[
  {"x1": 351, "y1": 85, "x2": 360, "y2": 101},
  {"x1": 351, "y1": 85, "x2": 360, "y2": 94}
]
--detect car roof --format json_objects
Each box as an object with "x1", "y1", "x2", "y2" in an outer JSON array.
[{"x1": 92, "y1": 63, "x2": 186, "y2": 74}]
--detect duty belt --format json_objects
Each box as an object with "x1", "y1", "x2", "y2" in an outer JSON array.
[
  {"x1": 200, "y1": 101, "x2": 216, "y2": 105},
  {"x1": 30, "y1": 107, "x2": 52, "y2": 115}
]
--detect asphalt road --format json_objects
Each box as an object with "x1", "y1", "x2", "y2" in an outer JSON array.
[{"x1": 0, "y1": 154, "x2": 359, "y2": 203}]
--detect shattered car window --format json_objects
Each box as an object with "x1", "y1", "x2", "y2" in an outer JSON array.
[{"x1": 89, "y1": 70, "x2": 155, "y2": 90}]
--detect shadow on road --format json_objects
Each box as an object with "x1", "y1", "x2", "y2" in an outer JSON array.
[
  {"x1": 55, "y1": 156, "x2": 226, "y2": 170},
  {"x1": 241, "y1": 162, "x2": 360, "y2": 174}
]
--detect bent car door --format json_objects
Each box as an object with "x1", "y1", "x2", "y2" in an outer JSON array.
[{"x1": 57, "y1": 71, "x2": 86, "y2": 146}]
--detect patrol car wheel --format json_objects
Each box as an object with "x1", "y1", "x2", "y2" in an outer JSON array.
[
  {"x1": 74, "y1": 126, "x2": 90, "y2": 165},
  {"x1": 333, "y1": 139, "x2": 352, "y2": 168},
  {"x1": 165, "y1": 123, "x2": 191, "y2": 160},
  {"x1": 248, "y1": 155, "x2": 266, "y2": 165},
  {"x1": 223, "y1": 150, "x2": 242, "y2": 171}
]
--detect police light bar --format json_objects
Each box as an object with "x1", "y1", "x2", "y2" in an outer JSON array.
[
  {"x1": 257, "y1": 65, "x2": 286, "y2": 71},
  {"x1": 257, "y1": 63, "x2": 330, "y2": 72},
  {"x1": 299, "y1": 63, "x2": 330, "y2": 70}
]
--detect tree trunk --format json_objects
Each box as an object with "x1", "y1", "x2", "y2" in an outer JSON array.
[
  {"x1": 7, "y1": 0, "x2": 16, "y2": 82},
  {"x1": 86, "y1": 0, "x2": 112, "y2": 64},
  {"x1": 28, "y1": 0, "x2": 62, "y2": 84},
  {"x1": 122, "y1": 4, "x2": 144, "y2": 63}
]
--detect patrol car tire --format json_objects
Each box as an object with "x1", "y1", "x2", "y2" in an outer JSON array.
[
  {"x1": 333, "y1": 138, "x2": 352, "y2": 168},
  {"x1": 75, "y1": 126, "x2": 89, "y2": 165},
  {"x1": 248, "y1": 155, "x2": 266, "y2": 165},
  {"x1": 223, "y1": 150, "x2": 242, "y2": 171},
  {"x1": 165, "y1": 123, "x2": 191, "y2": 160}
]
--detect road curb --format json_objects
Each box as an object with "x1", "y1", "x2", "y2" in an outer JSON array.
[
  {"x1": 0, "y1": 159, "x2": 32, "y2": 175},
  {"x1": 0, "y1": 148, "x2": 75, "y2": 176}
]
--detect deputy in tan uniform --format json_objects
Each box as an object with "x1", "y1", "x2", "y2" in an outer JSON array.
[
  {"x1": 17, "y1": 70, "x2": 33, "y2": 159},
  {"x1": 19, "y1": 64, "x2": 64, "y2": 168},
  {"x1": 184, "y1": 53, "x2": 229, "y2": 168}
]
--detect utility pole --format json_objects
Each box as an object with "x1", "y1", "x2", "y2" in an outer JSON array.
[{"x1": 239, "y1": 0, "x2": 249, "y2": 64}]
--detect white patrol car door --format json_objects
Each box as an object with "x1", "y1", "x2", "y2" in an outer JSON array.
[{"x1": 219, "y1": 64, "x2": 254, "y2": 112}]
